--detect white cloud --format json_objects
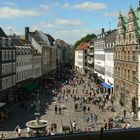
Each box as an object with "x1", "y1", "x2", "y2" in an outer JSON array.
[
  {"x1": 31, "y1": 22, "x2": 56, "y2": 31},
  {"x1": 50, "y1": 2, "x2": 60, "y2": 7},
  {"x1": 31, "y1": 19, "x2": 86, "y2": 44},
  {"x1": 62, "y1": 2, "x2": 107, "y2": 11},
  {"x1": 3, "y1": 1, "x2": 17, "y2": 7},
  {"x1": 40, "y1": 4, "x2": 50, "y2": 11},
  {"x1": 104, "y1": 10, "x2": 128, "y2": 17},
  {"x1": 31, "y1": 18, "x2": 83, "y2": 31},
  {"x1": 62, "y1": 3, "x2": 70, "y2": 8},
  {"x1": 51, "y1": 29, "x2": 99, "y2": 44},
  {"x1": 1, "y1": 25, "x2": 23, "y2": 35},
  {"x1": 54, "y1": 19, "x2": 82, "y2": 25},
  {"x1": 0, "y1": 7, "x2": 40, "y2": 19},
  {"x1": 40, "y1": 1, "x2": 60, "y2": 11},
  {"x1": 104, "y1": 12, "x2": 119, "y2": 17}
]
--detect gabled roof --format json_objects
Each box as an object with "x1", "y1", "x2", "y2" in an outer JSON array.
[
  {"x1": 12, "y1": 38, "x2": 24, "y2": 46},
  {"x1": 105, "y1": 29, "x2": 117, "y2": 43},
  {"x1": 45, "y1": 34, "x2": 55, "y2": 43},
  {"x1": 29, "y1": 31, "x2": 43, "y2": 42},
  {"x1": 55, "y1": 39, "x2": 67, "y2": 47},
  {"x1": 0, "y1": 27, "x2": 7, "y2": 37},
  {"x1": 76, "y1": 42, "x2": 89, "y2": 50}
]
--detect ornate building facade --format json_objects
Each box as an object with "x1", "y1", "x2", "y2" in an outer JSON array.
[{"x1": 114, "y1": 3, "x2": 140, "y2": 119}]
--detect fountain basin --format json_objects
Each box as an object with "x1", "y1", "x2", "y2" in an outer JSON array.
[{"x1": 26, "y1": 120, "x2": 48, "y2": 130}]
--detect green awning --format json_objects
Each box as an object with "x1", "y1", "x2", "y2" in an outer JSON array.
[{"x1": 23, "y1": 82, "x2": 39, "y2": 92}]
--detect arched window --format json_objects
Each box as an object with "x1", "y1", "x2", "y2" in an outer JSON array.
[{"x1": 129, "y1": 33, "x2": 131, "y2": 42}]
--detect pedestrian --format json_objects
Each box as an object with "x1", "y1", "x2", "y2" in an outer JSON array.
[
  {"x1": 55, "y1": 105, "x2": 58, "y2": 114},
  {"x1": 65, "y1": 95, "x2": 68, "y2": 102},
  {"x1": 111, "y1": 98, "x2": 114, "y2": 106},
  {"x1": 15, "y1": 125, "x2": 19, "y2": 134},
  {"x1": 87, "y1": 107, "x2": 90, "y2": 113},
  {"x1": 83, "y1": 105, "x2": 86, "y2": 113},
  {"x1": 104, "y1": 120, "x2": 107, "y2": 130},
  {"x1": 27, "y1": 127, "x2": 31, "y2": 136},
  {"x1": 0, "y1": 133, "x2": 5, "y2": 140},
  {"x1": 17, "y1": 127, "x2": 21, "y2": 138},
  {"x1": 75, "y1": 103, "x2": 78, "y2": 111},
  {"x1": 72, "y1": 121, "x2": 76, "y2": 131},
  {"x1": 58, "y1": 106, "x2": 62, "y2": 114},
  {"x1": 123, "y1": 109, "x2": 127, "y2": 119}
]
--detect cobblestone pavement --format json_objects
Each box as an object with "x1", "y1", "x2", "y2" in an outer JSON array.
[{"x1": 1, "y1": 76, "x2": 140, "y2": 139}]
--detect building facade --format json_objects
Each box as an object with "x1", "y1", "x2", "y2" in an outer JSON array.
[
  {"x1": 114, "y1": 4, "x2": 140, "y2": 119},
  {"x1": 75, "y1": 42, "x2": 89, "y2": 75},
  {"x1": 87, "y1": 38, "x2": 96, "y2": 77},
  {"x1": 104, "y1": 29, "x2": 117, "y2": 92},
  {"x1": 26, "y1": 28, "x2": 50, "y2": 76},
  {"x1": 94, "y1": 29, "x2": 108, "y2": 83},
  {"x1": 0, "y1": 27, "x2": 16, "y2": 103},
  {"x1": 14, "y1": 39, "x2": 32, "y2": 83}
]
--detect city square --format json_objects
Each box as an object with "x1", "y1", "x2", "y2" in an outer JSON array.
[
  {"x1": 1, "y1": 0, "x2": 140, "y2": 140},
  {"x1": 0, "y1": 71, "x2": 140, "y2": 139}
]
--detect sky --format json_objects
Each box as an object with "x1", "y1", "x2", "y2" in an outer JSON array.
[{"x1": 0, "y1": 0, "x2": 138, "y2": 44}]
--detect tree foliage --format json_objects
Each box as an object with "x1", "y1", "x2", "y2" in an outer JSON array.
[
  {"x1": 71, "y1": 33, "x2": 96, "y2": 67},
  {"x1": 74, "y1": 34, "x2": 96, "y2": 50}
]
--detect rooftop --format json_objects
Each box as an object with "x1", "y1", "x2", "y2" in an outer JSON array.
[
  {"x1": 76, "y1": 42, "x2": 89, "y2": 50},
  {"x1": 0, "y1": 27, "x2": 7, "y2": 37}
]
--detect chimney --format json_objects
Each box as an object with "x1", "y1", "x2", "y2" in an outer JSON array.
[
  {"x1": 102, "y1": 28, "x2": 105, "y2": 34},
  {"x1": 25, "y1": 27, "x2": 29, "y2": 41}
]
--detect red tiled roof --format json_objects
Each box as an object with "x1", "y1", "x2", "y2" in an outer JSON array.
[{"x1": 76, "y1": 42, "x2": 89, "y2": 50}]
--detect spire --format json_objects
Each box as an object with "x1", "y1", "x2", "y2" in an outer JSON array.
[
  {"x1": 137, "y1": 0, "x2": 140, "y2": 11},
  {"x1": 129, "y1": 4, "x2": 133, "y2": 13},
  {"x1": 119, "y1": 11, "x2": 122, "y2": 18}
]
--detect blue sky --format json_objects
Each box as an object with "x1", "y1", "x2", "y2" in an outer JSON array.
[{"x1": 0, "y1": 0, "x2": 138, "y2": 44}]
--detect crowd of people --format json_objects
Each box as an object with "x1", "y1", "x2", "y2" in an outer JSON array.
[{"x1": 0, "y1": 69, "x2": 134, "y2": 139}]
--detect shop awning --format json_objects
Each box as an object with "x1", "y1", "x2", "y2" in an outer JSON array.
[
  {"x1": 101, "y1": 82, "x2": 112, "y2": 89},
  {"x1": 0, "y1": 103, "x2": 6, "y2": 108},
  {"x1": 23, "y1": 82, "x2": 39, "y2": 92}
]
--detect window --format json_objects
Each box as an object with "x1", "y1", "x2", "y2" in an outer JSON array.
[
  {"x1": 6, "y1": 50, "x2": 8, "y2": 60},
  {"x1": 128, "y1": 70, "x2": 130, "y2": 80},
  {"x1": 129, "y1": 33, "x2": 131, "y2": 42},
  {"x1": 13, "y1": 63, "x2": 16, "y2": 72},
  {"x1": 132, "y1": 51, "x2": 135, "y2": 61},
  {"x1": 2, "y1": 50, "x2": 5, "y2": 60},
  {"x1": 128, "y1": 51, "x2": 130, "y2": 61},
  {"x1": 132, "y1": 71, "x2": 136, "y2": 82},
  {"x1": 9, "y1": 50, "x2": 11, "y2": 60}
]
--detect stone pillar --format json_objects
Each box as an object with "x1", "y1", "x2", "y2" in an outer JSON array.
[
  {"x1": 137, "y1": 54, "x2": 140, "y2": 120},
  {"x1": 137, "y1": 86, "x2": 140, "y2": 120}
]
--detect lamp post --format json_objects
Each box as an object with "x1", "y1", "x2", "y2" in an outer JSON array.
[{"x1": 35, "y1": 92, "x2": 40, "y2": 125}]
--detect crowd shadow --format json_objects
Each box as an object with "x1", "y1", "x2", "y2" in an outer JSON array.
[{"x1": 0, "y1": 92, "x2": 56, "y2": 131}]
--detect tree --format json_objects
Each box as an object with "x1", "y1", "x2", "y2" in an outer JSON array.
[
  {"x1": 74, "y1": 34, "x2": 96, "y2": 50},
  {"x1": 71, "y1": 33, "x2": 96, "y2": 68}
]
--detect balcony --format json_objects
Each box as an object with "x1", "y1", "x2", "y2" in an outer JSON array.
[{"x1": 87, "y1": 58, "x2": 94, "y2": 64}]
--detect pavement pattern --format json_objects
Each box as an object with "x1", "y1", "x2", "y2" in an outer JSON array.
[{"x1": 0, "y1": 75, "x2": 140, "y2": 139}]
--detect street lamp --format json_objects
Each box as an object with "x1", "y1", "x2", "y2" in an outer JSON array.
[{"x1": 35, "y1": 92, "x2": 40, "y2": 124}]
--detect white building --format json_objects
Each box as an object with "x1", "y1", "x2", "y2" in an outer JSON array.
[
  {"x1": 75, "y1": 42, "x2": 89, "y2": 75},
  {"x1": 104, "y1": 29, "x2": 117, "y2": 92},
  {"x1": 94, "y1": 29, "x2": 106, "y2": 83}
]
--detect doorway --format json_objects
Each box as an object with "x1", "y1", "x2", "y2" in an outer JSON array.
[{"x1": 132, "y1": 97, "x2": 136, "y2": 113}]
